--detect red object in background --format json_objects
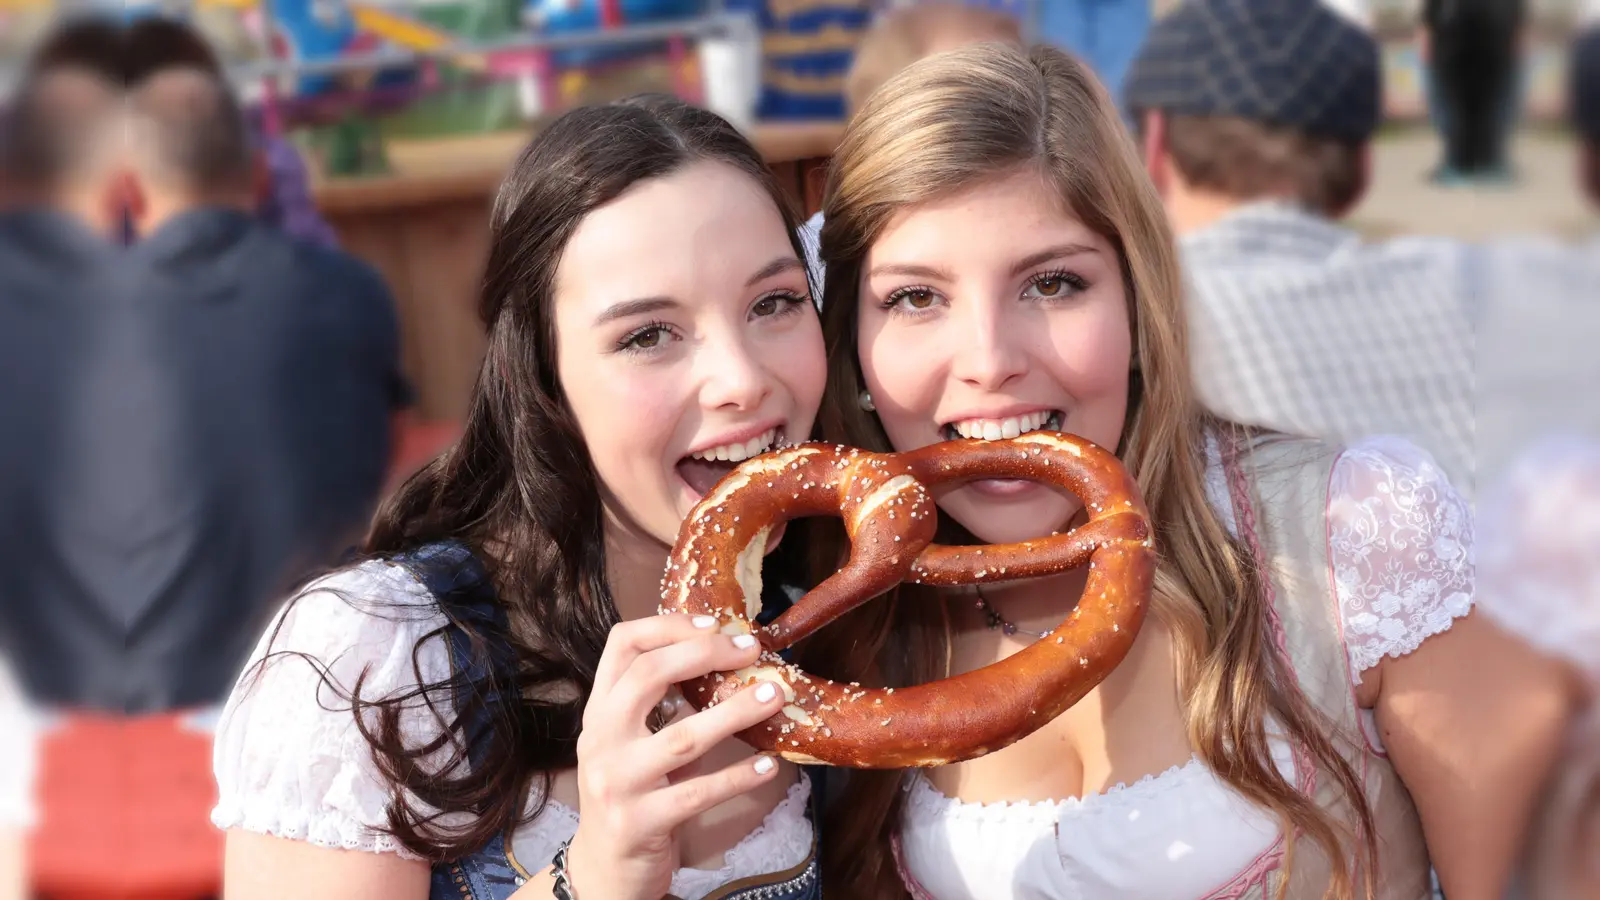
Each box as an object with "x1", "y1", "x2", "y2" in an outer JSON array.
[
  {"x1": 387, "y1": 419, "x2": 464, "y2": 491},
  {"x1": 599, "y1": 0, "x2": 623, "y2": 28},
  {"x1": 30, "y1": 714, "x2": 220, "y2": 900}
]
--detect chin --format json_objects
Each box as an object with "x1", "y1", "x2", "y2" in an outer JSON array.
[{"x1": 939, "y1": 487, "x2": 1083, "y2": 546}]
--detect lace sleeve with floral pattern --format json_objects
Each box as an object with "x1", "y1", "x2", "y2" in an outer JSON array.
[{"x1": 1328, "y1": 436, "x2": 1474, "y2": 684}]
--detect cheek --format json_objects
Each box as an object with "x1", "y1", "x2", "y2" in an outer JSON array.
[
  {"x1": 857, "y1": 321, "x2": 936, "y2": 449},
  {"x1": 769, "y1": 319, "x2": 828, "y2": 429},
  {"x1": 858, "y1": 316, "x2": 937, "y2": 411},
  {"x1": 560, "y1": 356, "x2": 682, "y2": 478},
  {"x1": 1045, "y1": 309, "x2": 1132, "y2": 396},
  {"x1": 1045, "y1": 301, "x2": 1133, "y2": 449}
]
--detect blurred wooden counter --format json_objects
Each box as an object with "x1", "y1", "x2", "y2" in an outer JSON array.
[{"x1": 312, "y1": 121, "x2": 840, "y2": 422}]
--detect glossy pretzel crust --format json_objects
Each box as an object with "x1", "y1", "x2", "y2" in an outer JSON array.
[{"x1": 657, "y1": 433, "x2": 1155, "y2": 769}]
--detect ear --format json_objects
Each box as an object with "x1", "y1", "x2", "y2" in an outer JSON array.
[
  {"x1": 1329, "y1": 142, "x2": 1374, "y2": 220},
  {"x1": 1140, "y1": 109, "x2": 1169, "y2": 195}
]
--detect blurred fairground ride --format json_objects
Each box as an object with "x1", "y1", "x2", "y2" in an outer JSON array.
[{"x1": 1, "y1": 0, "x2": 786, "y2": 175}]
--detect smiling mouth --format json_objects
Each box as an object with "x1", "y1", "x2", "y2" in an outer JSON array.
[
  {"x1": 941, "y1": 410, "x2": 1064, "y2": 443},
  {"x1": 675, "y1": 427, "x2": 786, "y2": 498}
]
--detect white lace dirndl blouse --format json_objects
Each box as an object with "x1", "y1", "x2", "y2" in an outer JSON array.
[
  {"x1": 896, "y1": 436, "x2": 1475, "y2": 900},
  {"x1": 209, "y1": 561, "x2": 813, "y2": 900}
]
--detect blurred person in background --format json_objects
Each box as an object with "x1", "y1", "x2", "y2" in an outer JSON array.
[
  {"x1": 0, "y1": 59, "x2": 407, "y2": 713},
  {"x1": 799, "y1": 1, "x2": 1024, "y2": 287},
  {"x1": 0, "y1": 16, "x2": 122, "y2": 219},
  {"x1": 1471, "y1": 27, "x2": 1600, "y2": 899},
  {"x1": 1419, "y1": 0, "x2": 1527, "y2": 185},
  {"x1": 1124, "y1": 0, "x2": 1476, "y2": 496},
  {"x1": 0, "y1": 660, "x2": 36, "y2": 900},
  {"x1": 122, "y1": 14, "x2": 343, "y2": 249},
  {"x1": 1577, "y1": 22, "x2": 1600, "y2": 225},
  {"x1": 0, "y1": 17, "x2": 123, "y2": 705}
]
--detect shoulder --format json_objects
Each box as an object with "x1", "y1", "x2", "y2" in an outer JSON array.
[
  {"x1": 210, "y1": 558, "x2": 459, "y2": 856},
  {"x1": 285, "y1": 242, "x2": 395, "y2": 309},
  {"x1": 1326, "y1": 436, "x2": 1474, "y2": 683},
  {"x1": 261, "y1": 241, "x2": 401, "y2": 355},
  {"x1": 221, "y1": 558, "x2": 450, "y2": 718}
]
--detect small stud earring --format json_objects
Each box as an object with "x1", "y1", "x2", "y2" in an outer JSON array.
[{"x1": 859, "y1": 390, "x2": 876, "y2": 412}]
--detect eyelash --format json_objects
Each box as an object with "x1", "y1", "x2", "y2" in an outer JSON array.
[
  {"x1": 616, "y1": 319, "x2": 676, "y2": 354},
  {"x1": 614, "y1": 290, "x2": 810, "y2": 355},
  {"x1": 879, "y1": 270, "x2": 1089, "y2": 317},
  {"x1": 1027, "y1": 269, "x2": 1090, "y2": 298}
]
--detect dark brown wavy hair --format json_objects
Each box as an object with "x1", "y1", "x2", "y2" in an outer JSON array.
[{"x1": 249, "y1": 94, "x2": 811, "y2": 861}]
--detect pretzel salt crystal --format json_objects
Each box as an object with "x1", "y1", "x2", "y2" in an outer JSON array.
[{"x1": 658, "y1": 433, "x2": 1155, "y2": 769}]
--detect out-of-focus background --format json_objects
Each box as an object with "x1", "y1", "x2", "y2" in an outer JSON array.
[
  {"x1": 0, "y1": 0, "x2": 1589, "y2": 436},
  {"x1": 0, "y1": 1, "x2": 1595, "y2": 898}
]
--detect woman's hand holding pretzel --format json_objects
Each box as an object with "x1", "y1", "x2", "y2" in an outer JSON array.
[{"x1": 560, "y1": 613, "x2": 786, "y2": 900}]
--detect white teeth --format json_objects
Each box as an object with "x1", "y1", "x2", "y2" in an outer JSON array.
[
  {"x1": 950, "y1": 411, "x2": 1058, "y2": 441},
  {"x1": 691, "y1": 428, "x2": 778, "y2": 463}
]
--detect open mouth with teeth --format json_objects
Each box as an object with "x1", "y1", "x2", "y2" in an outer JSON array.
[
  {"x1": 941, "y1": 410, "x2": 1064, "y2": 443},
  {"x1": 675, "y1": 426, "x2": 786, "y2": 498}
]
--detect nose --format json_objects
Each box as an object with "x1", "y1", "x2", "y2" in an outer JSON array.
[
  {"x1": 699, "y1": 330, "x2": 773, "y2": 412},
  {"x1": 948, "y1": 296, "x2": 1027, "y2": 391}
]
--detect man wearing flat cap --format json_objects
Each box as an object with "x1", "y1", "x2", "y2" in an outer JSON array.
[{"x1": 1124, "y1": 0, "x2": 1475, "y2": 495}]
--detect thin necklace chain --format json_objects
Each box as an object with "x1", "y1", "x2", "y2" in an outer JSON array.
[{"x1": 972, "y1": 585, "x2": 1049, "y2": 639}]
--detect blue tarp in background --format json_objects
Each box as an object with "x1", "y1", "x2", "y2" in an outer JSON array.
[{"x1": 730, "y1": 0, "x2": 1150, "y2": 120}]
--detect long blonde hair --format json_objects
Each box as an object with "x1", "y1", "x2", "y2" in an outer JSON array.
[{"x1": 803, "y1": 44, "x2": 1377, "y2": 900}]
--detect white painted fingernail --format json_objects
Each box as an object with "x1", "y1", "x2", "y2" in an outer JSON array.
[
  {"x1": 692, "y1": 615, "x2": 717, "y2": 629},
  {"x1": 753, "y1": 755, "x2": 776, "y2": 775},
  {"x1": 754, "y1": 682, "x2": 778, "y2": 703},
  {"x1": 732, "y1": 634, "x2": 758, "y2": 649}
]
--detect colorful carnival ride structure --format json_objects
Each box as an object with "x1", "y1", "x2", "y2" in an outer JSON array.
[{"x1": 110, "y1": 0, "x2": 757, "y2": 176}]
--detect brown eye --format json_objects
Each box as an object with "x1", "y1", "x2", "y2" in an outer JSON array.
[
  {"x1": 881, "y1": 286, "x2": 943, "y2": 316},
  {"x1": 1024, "y1": 272, "x2": 1083, "y2": 301},
  {"x1": 752, "y1": 296, "x2": 779, "y2": 317},
  {"x1": 624, "y1": 326, "x2": 667, "y2": 351}
]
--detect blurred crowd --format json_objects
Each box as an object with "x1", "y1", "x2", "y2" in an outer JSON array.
[{"x1": 0, "y1": 1, "x2": 1597, "y2": 898}]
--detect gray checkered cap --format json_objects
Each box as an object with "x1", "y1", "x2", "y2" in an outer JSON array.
[{"x1": 1124, "y1": 0, "x2": 1382, "y2": 142}]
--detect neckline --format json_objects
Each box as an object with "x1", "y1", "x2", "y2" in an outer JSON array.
[{"x1": 907, "y1": 756, "x2": 1204, "y2": 819}]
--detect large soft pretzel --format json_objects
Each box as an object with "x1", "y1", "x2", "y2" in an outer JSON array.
[{"x1": 657, "y1": 432, "x2": 1155, "y2": 769}]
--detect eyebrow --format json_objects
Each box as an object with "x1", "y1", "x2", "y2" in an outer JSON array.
[
  {"x1": 746, "y1": 255, "x2": 806, "y2": 286},
  {"x1": 867, "y1": 243, "x2": 1101, "y2": 282},
  {"x1": 594, "y1": 296, "x2": 679, "y2": 327},
  {"x1": 1008, "y1": 244, "x2": 1100, "y2": 277},
  {"x1": 590, "y1": 256, "x2": 805, "y2": 327}
]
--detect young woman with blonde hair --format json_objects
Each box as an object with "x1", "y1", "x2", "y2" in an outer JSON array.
[{"x1": 801, "y1": 43, "x2": 1571, "y2": 900}]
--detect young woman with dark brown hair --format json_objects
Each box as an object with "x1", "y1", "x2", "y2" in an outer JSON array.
[{"x1": 212, "y1": 95, "x2": 829, "y2": 900}]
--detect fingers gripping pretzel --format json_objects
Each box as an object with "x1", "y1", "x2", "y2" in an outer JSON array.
[{"x1": 657, "y1": 433, "x2": 1155, "y2": 769}]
